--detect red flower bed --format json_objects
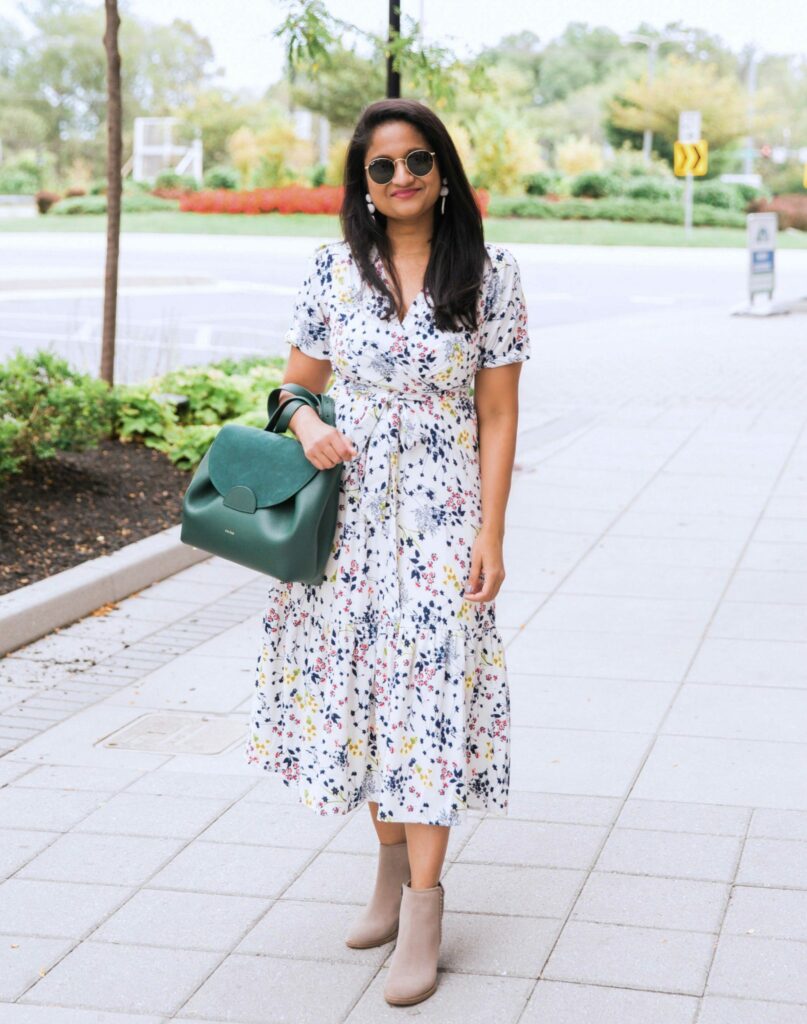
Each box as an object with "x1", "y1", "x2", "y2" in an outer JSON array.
[
  {"x1": 179, "y1": 184, "x2": 490, "y2": 217},
  {"x1": 180, "y1": 185, "x2": 344, "y2": 215}
]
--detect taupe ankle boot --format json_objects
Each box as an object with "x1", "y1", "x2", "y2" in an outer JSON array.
[
  {"x1": 344, "y1": 839, "x2": 411, "y2": 948},
  {"x1": 383, "y1": 879, "x2": 445, "y2": 1006}
]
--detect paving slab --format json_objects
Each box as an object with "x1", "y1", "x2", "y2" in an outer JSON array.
[
  {"x1": 521, "y1": 979, "x2": 699, "y2": 1024},
  {"x1": 17, "y1": 941, "x2": 222, "y2": 1015},
  {"x1": 543, "y1": 919, "x2": 715, "y2": 994},
  {"x1": 176, "y1": 953, "x2": 376, "y2": 1024}
]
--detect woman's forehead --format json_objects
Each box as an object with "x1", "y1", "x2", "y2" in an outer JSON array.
[{"x1": 366, "y1": 120, "x2": 429, "y2": 158}]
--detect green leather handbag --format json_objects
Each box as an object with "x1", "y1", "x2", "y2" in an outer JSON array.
[{"x1": 180, "y1": 383, "x2": 342, "y2": 585}]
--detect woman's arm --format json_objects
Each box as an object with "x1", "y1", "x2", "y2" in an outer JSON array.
[
  {"x1": 279, "y1": 346, "x2": 334, "y2": 435},
  {"x1": 279, "y1": 346, "x2": 357, "y2": 469},
  {"x1": 464, "y1": 361, "x2": 523, "y2": 602}
]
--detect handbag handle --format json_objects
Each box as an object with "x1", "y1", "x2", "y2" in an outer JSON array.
[{"x1": 265, "y1": 383, "x2": 329, "y2": 435}]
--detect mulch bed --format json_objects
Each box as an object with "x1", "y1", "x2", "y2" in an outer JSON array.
[{"x1": 0, "y1": 439, "x2": 192, "y2": 597}]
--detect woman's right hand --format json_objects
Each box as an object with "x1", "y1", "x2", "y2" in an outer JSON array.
[{"x1": 290, "y1": 406, "x2": 358, "y2": 470}]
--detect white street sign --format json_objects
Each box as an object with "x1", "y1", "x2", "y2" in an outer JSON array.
[
  {"x1": 679, "y1": 110, "x2": 702, "y2": 144},
  {"x1": 747, "y1": 212, "x2": 777, "y2": 299}
]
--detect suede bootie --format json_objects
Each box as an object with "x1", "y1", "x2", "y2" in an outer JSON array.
[
  {"x1": 344, "y1": 839, "x2": 411, "y2": 948},
  {"x1": 383, "y1": 879, "x2": 445, "y2": 1006}
]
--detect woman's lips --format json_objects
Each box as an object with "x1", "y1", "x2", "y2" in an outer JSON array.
[{"x1": 391, "y1": 188, "x2": 420, "y2": 198}]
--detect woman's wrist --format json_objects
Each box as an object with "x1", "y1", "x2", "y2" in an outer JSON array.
[
  {"x1": 287, "y1": 403, "x2": 320, "y2": 436},
  {"x1": 478, "y1": 522, "x2": 505, "y2": 542}
]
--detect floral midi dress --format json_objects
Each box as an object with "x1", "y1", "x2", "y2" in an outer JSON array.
[{"x1": 245, "y1": 239, "x2": 531, "y2": 826}]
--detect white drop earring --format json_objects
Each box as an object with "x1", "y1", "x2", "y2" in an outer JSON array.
[
  {"x1": 439, "y1": 177, "x2": 449, "y2": 215},
  {"x1": 365, "y1": 192, "x2": 376, "y2": 217}
]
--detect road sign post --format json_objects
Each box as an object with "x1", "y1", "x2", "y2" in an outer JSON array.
[{"x1": 674, "y1": 111, "x2": 708, "y2": 239}]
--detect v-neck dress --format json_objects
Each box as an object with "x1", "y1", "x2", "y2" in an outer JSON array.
[{"x1": 245, "y1": 239, "x2": 531, "y2": 826}]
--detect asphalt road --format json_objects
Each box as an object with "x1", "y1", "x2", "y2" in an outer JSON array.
[{"x1": 2, "y1": 232, "x2": 806, "y2": 384}]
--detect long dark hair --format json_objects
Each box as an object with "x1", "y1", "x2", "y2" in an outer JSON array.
[{"x1": 340, "y1": 98, "x2": 486, "y2": 333}]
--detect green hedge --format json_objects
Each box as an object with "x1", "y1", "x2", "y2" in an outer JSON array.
[
  {"x1": 487, "y1": 195, "x2": 747, "y2": 227},
  {"x1": 50, "y1": 193, "x2": 179, "y2": 215}
]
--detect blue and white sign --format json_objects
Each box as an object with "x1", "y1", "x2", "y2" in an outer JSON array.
[{"x1": 747, "y1": 212, "x2": 777, "y2": 298}]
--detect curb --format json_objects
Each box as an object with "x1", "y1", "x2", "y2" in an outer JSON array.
[{"x1": 0, "y1": 525, "x2": 210, "y2": 656}]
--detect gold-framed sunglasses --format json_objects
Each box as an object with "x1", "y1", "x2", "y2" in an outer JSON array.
[{"x1": 365, "y1": 149, "x2": 436, "y2": 185}]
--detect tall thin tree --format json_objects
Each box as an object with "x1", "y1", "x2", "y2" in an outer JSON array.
[{"x1": 101, "y1": 0, "x2": 122, "y2": 393}]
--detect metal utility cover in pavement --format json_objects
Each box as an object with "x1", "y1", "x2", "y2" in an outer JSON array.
[{"x1": 100, "y1": 713, "x2": 246, "y2": 754}]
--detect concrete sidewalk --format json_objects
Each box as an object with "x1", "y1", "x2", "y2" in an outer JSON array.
[{"x1": 1, "y1": 302, "x2": 806, "y2": 1023}]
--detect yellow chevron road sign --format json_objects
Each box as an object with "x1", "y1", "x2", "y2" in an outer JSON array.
[{"x1": 674, "y1": 140, "x2": 708, "y2": 177}]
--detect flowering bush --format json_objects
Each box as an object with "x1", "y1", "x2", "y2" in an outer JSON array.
[
  {"x1": 180, "y1": 185, "x2": 490, "y2": 217},
  {"x1": 748, "y1": 194, "x2": 807, "y2": 232}
]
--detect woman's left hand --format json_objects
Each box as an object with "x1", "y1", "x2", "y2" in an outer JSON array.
[{"x1": 464, "y1": 528, "x2": 505, "y2": 604}]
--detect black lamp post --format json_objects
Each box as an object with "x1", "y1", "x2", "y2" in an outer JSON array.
[{"x1": 386, "y1": 1, "x2": 400, "y2": 98}]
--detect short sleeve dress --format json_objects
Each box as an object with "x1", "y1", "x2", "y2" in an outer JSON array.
[{"x1": 245, "y1": 239, "x2": 531, "y2": 826}]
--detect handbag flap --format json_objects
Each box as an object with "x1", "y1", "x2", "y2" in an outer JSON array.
[{"x1": 207, "y1": 423, "x2": 318, "y2": 507}]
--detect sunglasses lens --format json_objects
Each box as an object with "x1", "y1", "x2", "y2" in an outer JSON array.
[
  {"x1": 368, "y1": 159, "x2": 394, "y2": 184},
  {"x1": 407, "y1": 150, "x2": 434, "y2": 176}
]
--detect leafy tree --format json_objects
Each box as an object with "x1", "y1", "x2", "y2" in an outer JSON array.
[
  {"x1": 607, "y1": 55, "x2": 747, "y2": 160},
  {"x1": 174, "y1": 87, "x2": 270, "y2": 167},
  {"x1": 9, "y1": 0, "x2": 217, "y2": 173},
  {"x1": 289, "y1": 44, "x2": 384, "y2": 130},
  {"x1": 273, "y1": 0, "x2": 491, "y2": 111},
  {"x1": 535, "y1": 23, "x2": 631, "y2": 105}
]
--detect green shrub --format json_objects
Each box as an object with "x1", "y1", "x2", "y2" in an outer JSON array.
[
  {"x1": 693, "y1": 181, "x2": 738, "y2": 210},
  {"x1": 624, "y1": 177, "x2": 681, "y2": 202},
  {"x1": 120, "y1": 356, "x2": 286, "y2": 472},
  {"x1": 732, "y1": 182, "x2": 770, "y2": 205},
  {"x1": 487, "y1": 194, "x2": 746, "y2": 227},
  {"x1": 0, "y1": 417, "x2": 26, "y2": 480},
  {"x1": 51, "y1": 193, "x2": 179, "y2": 215},
  {"x1": 0, "y1": 349, "x2": 116, "y2": 482},
  {"x1": 570, "y1": 171, "x2": 623, "y2": 199},
  {"x1": 112, "y1": 385, "x2": 179, "y2": 447},
  {"x1": 523, "y1": 171, "x2": 561, "y2": 196},
  {"x1": 0, "y1": 348, "x2": 291, "y2": 484},
  {"x1": 763, "y1": 163, "x2": 807, "y2": 196},
  {"x1": 0, "y1": 166, "x2": 40, "y2": 194},
  {"x1": 308, "y1": 163, "x2": 327, "y2": 188},
  {"x1": 154, "y1": 169, "x2": 199, "y2": 191},
  {"x1": 160, "y1": 423, "x2": 220, "y2": 471},
  {"x1": 203, "y1": 165, "x2": 240, "y2": 190}
]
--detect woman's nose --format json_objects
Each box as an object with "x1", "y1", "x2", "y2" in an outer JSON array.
[{"x1": 391, "y1": 160, "x2": 415, "y2": 186}]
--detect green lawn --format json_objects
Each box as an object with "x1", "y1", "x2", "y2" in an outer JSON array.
[{"x1": 3, "y1": 210, "x2": 807, "y2": 248}]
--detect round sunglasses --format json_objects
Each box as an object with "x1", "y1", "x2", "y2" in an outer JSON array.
[{"x1": 365, "y1": 149, "x2": 436, "y2": 185}]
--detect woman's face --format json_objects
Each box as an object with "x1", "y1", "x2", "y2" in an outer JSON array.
[{"x1": 364, "y1": 120, "x2": 442, "y2": 224}]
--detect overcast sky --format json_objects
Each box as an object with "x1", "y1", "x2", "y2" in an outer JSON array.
[{"x1": 2, "y1": 0, "x2": 806, "y2": 93}]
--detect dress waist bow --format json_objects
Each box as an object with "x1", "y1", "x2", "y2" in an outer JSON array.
[{"x1": 330, "y1": 377, "x2": 469, "y2": 530}]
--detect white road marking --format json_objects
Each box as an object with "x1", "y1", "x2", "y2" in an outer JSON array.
[{"x1": 0, "y1": 280, "x2": 298, "y2": 302}]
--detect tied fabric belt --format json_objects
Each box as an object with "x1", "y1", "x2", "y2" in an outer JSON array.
[{"x1": 330, "y1": 378, "x2": 468, "y2": 532}]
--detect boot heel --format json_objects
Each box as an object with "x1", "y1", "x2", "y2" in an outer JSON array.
[{"x1": 383, "y1": 880, "x2": 445, "y2": 1006}]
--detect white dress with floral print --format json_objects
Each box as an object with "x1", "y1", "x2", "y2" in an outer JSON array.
[{"x1": 245, "y1": 239, "x2": 531, "y2": 826}]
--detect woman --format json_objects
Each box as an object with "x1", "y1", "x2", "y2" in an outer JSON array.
[{"x1": 246, "y1": 97, "x2": 531, "y2": 1006}]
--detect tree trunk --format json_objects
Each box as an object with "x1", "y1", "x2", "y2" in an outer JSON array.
[
  {"x1": 101, "y1": 0, "x2": 122, "y2": 397},
  {"x1": 386, "y1": 1, "x2": 400, "y2": 98}
]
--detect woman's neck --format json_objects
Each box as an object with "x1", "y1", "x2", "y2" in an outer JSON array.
[{"x1": 385, "y1": 211, "x2": 433, "y2": 258}]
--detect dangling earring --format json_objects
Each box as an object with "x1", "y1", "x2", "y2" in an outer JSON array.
[
  {"x1": 440, "y1": 177, "x2": 449, "y2": 215},
  {"x1": 365, "y1": 192, "x2": 376, "y2": 218}
]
